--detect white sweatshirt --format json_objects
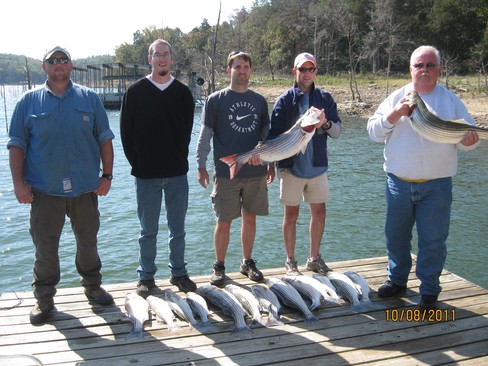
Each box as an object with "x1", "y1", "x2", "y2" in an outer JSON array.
[{"x1": 367, "y1": 83, "x2": 478, "y2": 180}]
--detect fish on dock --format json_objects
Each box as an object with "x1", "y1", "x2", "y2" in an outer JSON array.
[
  {"x1": 407, "y1": 90, "x2": 488, "y2": 144},
  {"x1": 225, "y1": 284, "x2": 267, "y2": 327},
  {"x1": 186, "y1": 291, "x2": 212, "y2": 325},
  {"x1": 124, "y1": 292, "x2": 150, "y2": 339},
  {"x1": 312, "y1": 274, "x2": 342, "y2": 302},
  {"x1": 267, "y1": 277, "x2": 319, "y2": 324},
  {"x1": 164, "y1": 289, "x2": 199, "y2": 330},
  {"x1": 344, "y1": 271, "x2": 380, "y2": 311},
  {"x1": 282, "y1": 275, "x2": 322, "y2": 311},
  {"x1": 196, "y1": 285, "x2": 252, "y2": 335},
  {"x1": 251, "y1": 284, "x2": 284, "y2": 326},
  {"x1": 146, "y1": 295, "x2": 181, "y2": 333},
  {"x1": 219, "y1": 108, "x2": 320, "y2": 179},
  {"x1": 326, "y1": 272, "x2": 365, "y2": 313}
]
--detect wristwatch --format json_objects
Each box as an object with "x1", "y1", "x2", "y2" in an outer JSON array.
[
  {"x1": 322, "y1": 120, "x2": 332, "y2": 131},
  {"x1": 102, "y1": 173, "x2": 113, "y2": 181}
]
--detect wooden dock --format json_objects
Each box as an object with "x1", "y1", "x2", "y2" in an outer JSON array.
[{"x1": 1, "y1": 256, "x2": 488, "y2": 365}]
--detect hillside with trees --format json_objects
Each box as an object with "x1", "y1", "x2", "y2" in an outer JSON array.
[{"x1": 2, "y1": 0, "x2": 487, "y2": 94}]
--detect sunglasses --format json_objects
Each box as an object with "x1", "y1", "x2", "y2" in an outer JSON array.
[
  {"x1": 297, "y1": 67, "x2": 316, "y2": 73},
  {"x1": 412, "y1": 63, "x2": 438, "y2": 70},
  {"x1": 45, "y1": 57, "x2": 70, "y2": 65}
]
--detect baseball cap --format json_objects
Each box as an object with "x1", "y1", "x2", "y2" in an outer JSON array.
[
  {"x1": 294, "y1": 52, "x2": 317, "y2": 68},
  {"x1": 43, "y1": 46, "x2": 71, "y2": 62}
]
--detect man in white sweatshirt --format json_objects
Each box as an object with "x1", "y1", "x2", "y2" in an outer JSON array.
[{"x1": 367, "y1": 45, "x2": 479, "y2": 310}]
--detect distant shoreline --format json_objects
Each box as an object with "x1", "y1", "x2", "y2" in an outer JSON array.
[{"x1": 251, "y1": 85, "x2": 488, "y2": 121}]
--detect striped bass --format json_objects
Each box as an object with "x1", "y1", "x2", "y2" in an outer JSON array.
[
  {"x1": 282, "y1": 275, "x2": 322, "y2": 311},
  {"x1": 312, "y1": 274, "x2": 342, "y2": 303},
  {"x1": 146, "y1": 295, "x2": 181, "y2": 333},
  {"x1": 407, "y1": 90, "x2": 488, "y2": 144},
  {"x1": 251, "y1": 284, "x2": 284, "y2": 326},
  {"x1": 288, "y1": 274, "x2": 342, "y2": 305},
  {"x1": 164, "y1": 289, "x2": 198, "y2": 330},
  {"x1": 326, "y1": 272, "x2": 363, "y2": 312},
  {"x1": 267, "y1": 277, "x2": 319, "y2": 324},
  {"x1": 186, "y1": 291, "x2": 212, "y2": 325},
  {"x1": 124, "y1": 292, "x2": 150, "y2": 339},
  {"x1": 225, "y1": 284, "x2": 267, "y2": 327},
  {"x1": 220, "y1": 108, "x2": 320, "y2": 179},
  {"x1": 196, "y1": 285, "x2": 252, "y2": 335}
]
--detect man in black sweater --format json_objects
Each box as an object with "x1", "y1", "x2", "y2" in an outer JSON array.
[{"x1": 120, "y1": 39, "x2": 196, "y2": 296}]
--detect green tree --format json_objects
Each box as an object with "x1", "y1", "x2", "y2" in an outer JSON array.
[{"x1": 428, "y1": 0, "x2": 487, "y2": 68}]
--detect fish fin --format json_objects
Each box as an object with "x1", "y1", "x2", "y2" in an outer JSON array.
[
  {"x1": 126, "y1": 330, "x2": 144, "y2": 339},
  {"x1": 450, "y1": 118, "x2": 470, "y2": 125},
  {"x1": 219, "y1": 154, "x2": 242, "y2": 180},
  {"x1": 266, "y1": 316, "x2": 284, "y2": 327},
  {"x1": 304, "y1": 315, "x2": 320, "y2": 325}
]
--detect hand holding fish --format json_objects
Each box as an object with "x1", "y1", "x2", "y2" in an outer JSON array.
[
  {"x1": 311, "y1": 107, "x2": 327, "y2": 130},
  {"x1": 388, "y1": 96, "x2": 416, "y2": 124},
  {"x1": 460, "y1": 131, "x2": 479, "y2": 146},
  {"x1": 219, "y1": 107, "x2": 321, "y2": 179}
]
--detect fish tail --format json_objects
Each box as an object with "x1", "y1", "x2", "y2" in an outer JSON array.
[
  {"x1": 126, "y1": 329, "x2": 144, "y2": 339},
  {"x1": 266, "y1": 315, "x2": 284, "y2": 327},
  {"x1": 304, "y1": 314, "x2": 320, "y2": 325},
  {"x1": 219, "y1": 154, "x2": 242, "y2": 180}
]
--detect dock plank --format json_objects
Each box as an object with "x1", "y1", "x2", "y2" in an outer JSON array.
[{"x1": 1, "y1": 256, "x2": 488, "y2": 366}]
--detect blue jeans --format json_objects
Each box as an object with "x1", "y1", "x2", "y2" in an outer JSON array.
[
  {"x1": 135, "y1": 175, "x2": 189, "y2": 279},
  {"x1": 385, "y1": 173, "x2": 452, "y2": 296}
]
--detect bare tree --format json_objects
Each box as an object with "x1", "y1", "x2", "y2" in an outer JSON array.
[
  {"x1": 365, "y1": 0, "x2": 406, "y2": 96},
  {"x1": 24, "y1": 57, "x2": 32, "y2": 90},
  {"x1": 209, "y1": 1, "x2": 222, "y2": 94}
]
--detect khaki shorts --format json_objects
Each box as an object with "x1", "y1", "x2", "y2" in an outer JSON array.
[
  {"x1": 211, "y1": 176, "x2": 269, "y2": 221},
  {"x1": 279, "y1": 169, "x2": 330, "y2": 206}
]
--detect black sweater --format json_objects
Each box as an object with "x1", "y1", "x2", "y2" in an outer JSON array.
[{"x1": 120, "y1": 77, "x2": 195, "y2": 178}]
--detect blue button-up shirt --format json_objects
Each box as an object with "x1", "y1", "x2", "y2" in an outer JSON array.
[{"x1": 7, "y1": 81, "x2": 114, "y2": 196}]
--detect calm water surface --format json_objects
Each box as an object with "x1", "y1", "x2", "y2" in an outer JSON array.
[{"x1": 1, "y1": 85, "x2": 487, "y2": 294}]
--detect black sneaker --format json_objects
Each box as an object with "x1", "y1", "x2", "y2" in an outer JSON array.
[
  {"x1": 29, "y1": 300, "x2": 54, "y2": 325},
  {"x1": 85, "y1": 286, "x2": 114, "y2": 305},
  {"x1": 170, "y1": 274, "x2": 197, "y2": 293},
  {"x1": 210, "y1": 262, "x2": 226, "y2": 287},
  {"x1": 419, "y1": 295, "x2": 438, "y2": 310},
  {"x1": 240, "y1": 258, "x2": 264, "y2": 282},
  {"x1": 136, "y1": 279, "x2": 156, "y2": 298},
  {"x1": 378, "y1": 280, "x2": 407, "y2": 298}
]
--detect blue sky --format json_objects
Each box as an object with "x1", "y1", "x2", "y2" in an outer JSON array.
[{"x1": 1, "y1": 0, "x2": 254, "y2": 59}]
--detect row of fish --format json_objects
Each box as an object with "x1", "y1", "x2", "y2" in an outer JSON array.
[
  {"x1": 124, "y1": 271, "x2": 377, "y2": 338},
  {"x1": 124, "y1": 288, "x2": 212, "y2": 339}
]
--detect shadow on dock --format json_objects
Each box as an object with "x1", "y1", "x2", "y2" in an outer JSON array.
[{"x1": 1, "y1": 257, "x2": 488, "y2": 365}]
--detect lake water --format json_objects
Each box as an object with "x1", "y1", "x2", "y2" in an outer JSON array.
[{"x1": 1, "y1": 85, "x2": 487, "y2": 295}]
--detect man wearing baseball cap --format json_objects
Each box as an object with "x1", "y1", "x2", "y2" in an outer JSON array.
[
  {"x1": 7, "y1": 45, "x2": 115, "y2": 324},
  {"x1": 43, "y1": 46, "x2": 71, "y2": 62},
  {"x1": 267, "y1": 52, "x2": 342, "y2": 276}
]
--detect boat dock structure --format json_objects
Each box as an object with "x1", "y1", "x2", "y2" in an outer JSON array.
[
  {"x1": 1, "y1": 256, "x2": 487, "y2": 365},
  {"x1": 71, "y1": 63, "x2": 205, "y2": 109}
]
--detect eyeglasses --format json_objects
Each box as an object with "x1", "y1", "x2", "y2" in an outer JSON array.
[
  {"x1": 412, "y1": 63, "x2": 438, "y2": 70},
  {"x1": 151, "y1": 52, "x2": 171, "y2": 59},
  {"x1": 45, "y1": 57, "x2": 70, "y2": 65},
  {"x1": 297, "y1": 67, "x2": 316, "y2": 73}
]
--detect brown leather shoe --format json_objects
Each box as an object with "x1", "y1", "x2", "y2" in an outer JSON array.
[
  {"x1": 85, "y1": 287, "x2": 114, "y2": 305},
  {"x1": 29, "y1": 302, "x2": 54, "y2": 325}
]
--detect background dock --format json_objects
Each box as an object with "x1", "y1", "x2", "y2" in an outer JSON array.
[{"x1": 1, "y1": 256, "x2": 487, "y2": 365}]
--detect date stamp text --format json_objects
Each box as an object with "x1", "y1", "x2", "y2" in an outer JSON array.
[{"x1": 385, "y1": 308, "x2": 456, "y2": 322}]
